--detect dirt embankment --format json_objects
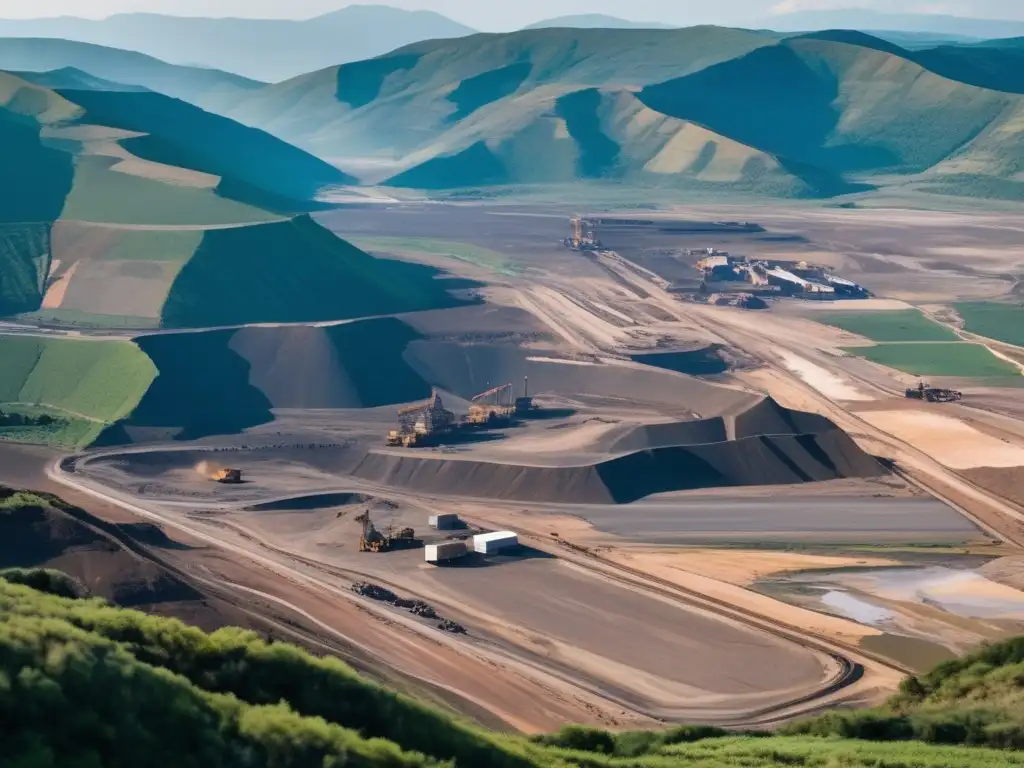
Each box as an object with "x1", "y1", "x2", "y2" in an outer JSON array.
[
  {"x1": 0, "y1": 487, "x2": 226, "y2": 617},
  {"x1": 351, "y1": 400, "x2": 885, "y2": 504}
]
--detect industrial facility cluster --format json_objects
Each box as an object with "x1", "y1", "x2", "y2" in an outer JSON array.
[
  {"x1": 694, "y1": 249, "x2": 868, "y2": 299},
  {"x1": 387, "y1": 380, "x2": 534, "y2": 448}
]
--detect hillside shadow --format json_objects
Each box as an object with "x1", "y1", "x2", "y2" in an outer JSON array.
[
  {"x1": 336, "y1": 53, "x2": 423, "y2": 109},
  {"x1": 637, "y1": 43, "x2": 898, "y2": 174},
  {"x1": 555, "y1": 88, "x2": 620, "y2": 178},
  {"x1": 447, "y1": 61, "x2": 532, "y2": 122}
]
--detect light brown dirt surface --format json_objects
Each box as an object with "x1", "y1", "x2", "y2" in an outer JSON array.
[
  {"x1": 619, "y1": 548, "x2": 899, "y2": 586},
  {"x1": 858, "y1": 411, "x2": 1024, "y2": 470}
]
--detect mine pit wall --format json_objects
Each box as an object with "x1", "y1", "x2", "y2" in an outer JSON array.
[{"x1": 350, "y1": 428, "x2": 885, "y2": 504}]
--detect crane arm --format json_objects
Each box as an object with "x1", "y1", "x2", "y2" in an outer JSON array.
[{"x1": 471, "y1": 383, "x2": 513, "y2": 403}]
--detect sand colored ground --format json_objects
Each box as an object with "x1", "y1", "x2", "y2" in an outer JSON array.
[
  {"x1": 41, "y1": 260, "x2": 79, "y2": 309},
  {"x1": 630, "y1": 548, "x2": 899, "y2": 586},
  {"x1": 858, "y1": 410, "x2": 1024, "y2": 470},
  {"x1": 797, "y1": 299, "x2": 915, "y2": 312},
  {"x1": 777, "y1": 351, "x2": 873, "y2": 402},
  {"x1": 602, "y1": 550, "x2": 881, "y2": 643}
]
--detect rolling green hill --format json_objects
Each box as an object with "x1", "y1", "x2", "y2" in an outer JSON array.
[
  {"x1": 0, "y1": 68, "x2": 471, "y2": 330},
  {"x1": 0, "y1": 336, "x2": 155, "y2": 446},
  {"x1": 5, "y1": 566, "x2": 1024, "y2": 767},
  {"x1": 222, "y1": 27, "x2": 778, "y2": 163},
  {"x1": 215, "y1": 26, "x2": 1024, "y2": 199},
  {"x1": 0, "y1": 37, "x2": 263, "y2": 112}
]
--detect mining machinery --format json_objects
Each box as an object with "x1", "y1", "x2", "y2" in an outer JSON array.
[
  {"x1": 355, "y1": 510, "x2": 419, "y2": 553},
  {"x1": 468, "y1": 383, "x2": 516, "y2": 424},
  {"x1": 905, "y1": 381, "x2": 963, "y2": 403},
  {"x1": 212, "y1": 468, "x2": 243, "y2": 484},
  {"x1": 386, "y1": 389, "x2": 456, "y2": 447},
  {"x1": 563, "y1": 215, "x2": 602, "y2": 251}
]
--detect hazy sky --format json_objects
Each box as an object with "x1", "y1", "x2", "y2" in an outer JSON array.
[{"x1": 2, "y1": 0, "x2": 1023, "y2": 30}]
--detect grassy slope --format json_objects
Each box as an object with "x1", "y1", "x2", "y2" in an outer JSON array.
[
  {"x1": 0, "y1": 37, "x2": 263, "y2": 111},
  {"x1": 638, "y1": 38, "x2": 1016, "y2": 178},
  {"x1": 817, "y1": 309, "x2": 960, "y2": 341},
  {"x1": 0, "y1": 72, "x2": 76, "y2": 227},
  {"x1": 5, "y1": 567, "x2": 1024, "y2": 767},
  {"x1": 848, "y1": 342, "x2": 1020, "y2": 377},
  {"x1": 160, "y1": 216, "x2": 474, "y2": 329},
  {"x1": 59, "y1": 155, "x2": 278, "y2": 226},
  {"x1": 61, "y1": 88, "x2": 354, "y2": 207},
  {"x1": 224, "y1": 27, "x2": 777, "y2": 159},
  {"x1": 0, "y1": 336, "x2": 156, "y2": 422},
  {"x1": 956, "y1": 302, "x2": 1024, "y2": 347},
  {"x1": 221, "y1": 28, "x2": 1024, "y2": 199},
  {"x1": 386, "y1": 87, "x2": 857, "y2": 196}
]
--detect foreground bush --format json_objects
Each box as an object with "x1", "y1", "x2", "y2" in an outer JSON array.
[{"x1": 5, "y1": 569, "x2": 1024, "y2": 767}]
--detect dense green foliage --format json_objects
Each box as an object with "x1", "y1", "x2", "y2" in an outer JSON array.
[
  {"x1": 160, "y1": 216, "x2": 473, "y2": 329},
  {"x1": 0, "y1": 223, "x2": 50, "y2": 315},
  {"x1": 847, "y1": 342, "x2": 1020, "y2": 377},
  {"x1": 956, "y1": 302, "x2": 1024, "y2": 347},
  {"x1": 817, "y1": 309, "x2": 959, "y2": 341},
  {"x1": 785, "y1": 637, "x2": 1024, "y2": 749},
  {"x1": 5, "y1": 570, "x2": 1024, "y2": 767},
  {"x1": 0, "y1": 566, "x2": 88, "y2": 598},
  {"x1": 0, "y1": 336, "x2": 156, "y2": 424}
]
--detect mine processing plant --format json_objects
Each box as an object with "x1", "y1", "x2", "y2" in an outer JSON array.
[
  {"x1": 386, "y1": 389, "x2": 456, "y2": 447},
  {"x1": 563, "y1": 215, "x2": 602, "y2": 251},
  {"x1": 697, "y1": 253, "x2": 868, "y2": 299},
  {"x1": 469, "y1": 378, "x2": 534, "y2": 424}
]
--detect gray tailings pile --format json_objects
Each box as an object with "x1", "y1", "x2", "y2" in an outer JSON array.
[{"x1": 350, "y1": 395, "x2": 885, "y2": 504}]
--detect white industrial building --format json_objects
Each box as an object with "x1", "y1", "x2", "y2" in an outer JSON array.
[
  {"x1": 425, "y1": 541, "x2": 469, "y2": 564},
  {"x1": 472, "y1": 531, "x2": 519, "y2": 554},
  {"x1": 429, "y1": 513, "x2": 460, "y2": 530}
]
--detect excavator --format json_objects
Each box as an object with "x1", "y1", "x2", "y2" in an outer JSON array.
[
  {"x1": 355, "y1": 510, "x2": 418, "y2": 553},
  {"x1": 905, "y1": 381, "x2": 962, "y2": 403}
]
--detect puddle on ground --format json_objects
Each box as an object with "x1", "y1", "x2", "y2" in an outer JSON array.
[{"x1": 756, "y1": 562, "x2": 1024, "y2": 661}]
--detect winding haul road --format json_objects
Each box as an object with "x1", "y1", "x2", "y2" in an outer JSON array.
[{"x1": 35, "y1": 239, "x2": 1024, "y2": 729}]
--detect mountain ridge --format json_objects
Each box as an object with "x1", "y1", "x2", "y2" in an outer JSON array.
[{"x1": 0, "y1": 7, "x2": 477, "y2": 81}]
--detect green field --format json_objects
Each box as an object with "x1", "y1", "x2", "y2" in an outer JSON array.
[
  {"x1": 846, "y1": 341, "x2": 1021, "y2": 377},
  {"x1": 956, "y1": 302, "x2": 1024, "y2": 347},
  {"x1": 7, "y1": 555, "x2": 1024, "y2": 767},
  {"x1": 0, "y1": 336, "x2": 156, "y2": 445},
  {"x1": 13, "y1": 309, "x2": 160, "y2": 329},
  {"x1": 818, "y1": 309, "x2": 959, "y2": 341},
  {"x1": 0, "y1": 404, "x2": 104, "y2": 448},
  {"x1": 348, "y1": 235, "x2": 524, "y2": 277},
  {"x1": 60, "y1": 155, "x2": 282, "y2": 227}
]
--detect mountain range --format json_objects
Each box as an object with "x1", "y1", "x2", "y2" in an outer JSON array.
[
  {"x1": 762, "y1": 9, "x2": 1024, "y2": 40},
  {"x1": 524, "y1": 14, "x2": 676, "y2": 30},
  {"x1": 187, "y1": 26, "x2": 1024, "y2": 200},
  {"x1": 0, "y1": 6, "x2": 476, "y2": 82},
  {"x1": 5, "y1": 23, "x2": 1024, "y2": 205}
]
